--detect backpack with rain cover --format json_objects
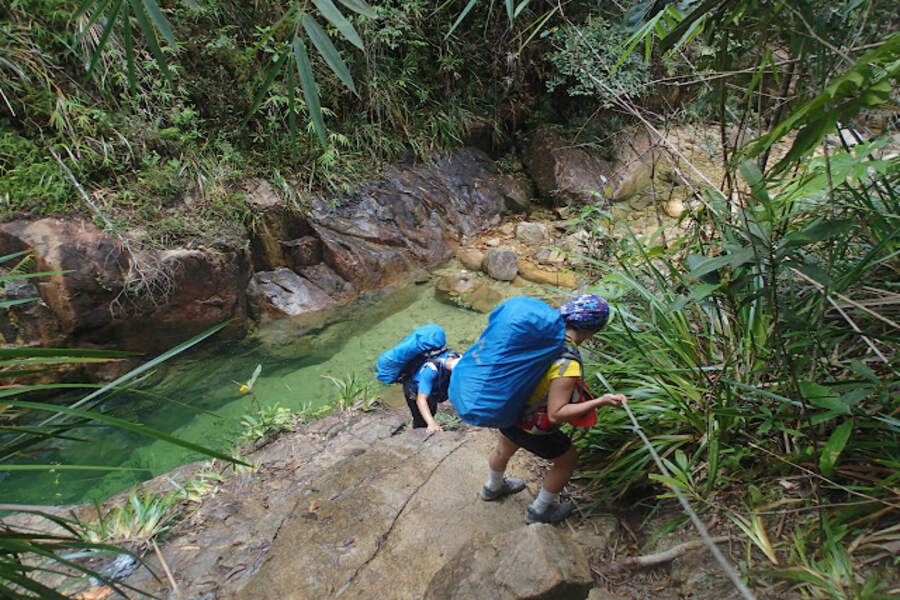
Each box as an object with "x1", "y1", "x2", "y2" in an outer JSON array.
[
  {"x1": 376, "y1": 324, "x2": 448, "y2": 384},
  {"x1": 449, "y1": 297, "x2": 566, "y2": 428}
]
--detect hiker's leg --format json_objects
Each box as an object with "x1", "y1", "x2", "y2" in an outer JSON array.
[
  {"x1": 489, "y1": 431, "x2": 520, "y2": 472},
  {"x1": 542, "y1": 446, "x2": 577, "y2": 493},
  {"x1": 527, "y1": 445, "x2": 576, "y2": 523},
  {"x1": 481, "y1": 431, "x2": 526, "y2": 500},
  {"x1": 496, "y1": 429, "x2": 576, "y2": 523},
  {"x1": 403, "y1": 382, "x2": 427, "y2": 428}
]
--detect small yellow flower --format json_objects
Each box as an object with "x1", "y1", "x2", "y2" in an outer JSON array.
[{"x1": 239, "y1": 384, "x2": 250, "y2": 394}]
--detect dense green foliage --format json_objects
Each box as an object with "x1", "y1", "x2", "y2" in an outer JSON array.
[
  {"x1": 0, "y1": 0, "x2": 527, "y2": 238},
  {"x1": 548, "y1": 1, "x2": 900, "y2": 597},
  {"x1": 546, "y1": 16, "x2": 651, "y2": 107},
  {"x1": 2, "y1": 0, "x2": 898, "y2": 597}
]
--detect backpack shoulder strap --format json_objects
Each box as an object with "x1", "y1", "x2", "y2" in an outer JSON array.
[
  {"x1": 398, "y1": 345, "x2": 448, "y2": 382},
  {"x1": 556, "y1": 345, "x2": 583, "y2": 377}
]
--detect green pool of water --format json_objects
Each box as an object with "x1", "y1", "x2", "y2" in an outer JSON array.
[{"x1": 3, "y1": 274, "x2": 555, "y2": 506}]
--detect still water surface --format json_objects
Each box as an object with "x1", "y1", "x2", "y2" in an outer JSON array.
[{"x1": 4, "y1": 279, "x2": 525, "y2": 506}]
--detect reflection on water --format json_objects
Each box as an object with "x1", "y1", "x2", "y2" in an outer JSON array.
[{"x1": 3, "y1": 277, "x2": 525, "y2": 506}]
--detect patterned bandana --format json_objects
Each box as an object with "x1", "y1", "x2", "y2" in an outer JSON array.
[{"x1": 559, "y1": 294, "x2": 610, "y2": 331}]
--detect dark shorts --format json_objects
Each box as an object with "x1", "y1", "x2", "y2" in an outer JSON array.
[{"x1": 499, "y1": 426, "x2": 572, "y2": 460}]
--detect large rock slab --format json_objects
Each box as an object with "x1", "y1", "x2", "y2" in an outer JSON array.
[
  {"x1": 523, "y1": 128, "x2": 613, "y2": 205},
  {"x1": 229, "y1": 427, "x2": 533, "y2": 600},
  {"x1": 306, "y1": 148, "x2": 505, "y2": 273},
  {"x1": 522, "y1": 127, "x2": 660, "y2": 205},
  {"x1": 424, "y1": 524, "x2": 594, "y2": 600}
]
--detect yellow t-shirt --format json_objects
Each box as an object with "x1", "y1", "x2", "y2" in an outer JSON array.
[{"x1": 523, "y1": 343, "x2": 582, "y2": 410}]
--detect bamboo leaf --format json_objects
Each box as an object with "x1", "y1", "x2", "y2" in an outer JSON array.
[
  {"x1": 293, "y1": 36, "x2": 328, "y2": 146},
  {"x1": 686, "y1": 247, "x2": 754, "y2": 280},
  {"x1": 505, "y1": 0, "x2": 514, "y2": 23},
  {"x1": 311, "y1": 0, "x2": 363, "y2": 50},
  {"x1": 336, "y1": 0, "x2": 377, "y2": 19},
  {"x1": 287, "y1": 57, "x2": 296, "y2": 135},
  {"x1": 739, "y1": 159, "x2": 771, "y2": 206},
  {"x1": 819, "y1": 420, "x2": 853, "y2": 477},
  {"x1": 127, "y1": 0, "x2": 173, "y2": 84},
  {"x1": 238, "y1": 51, "x2": 289, "y2": 131},
  {"x1": 779, "y1": 219, "x2": 854, "y2": 248},
  {"x1": 141, "y1": 0, "x2": 176, "y2": 46},
  {"x1": 657, "y1": 0, "x2": 724, "y2": 55},
  {"x1": 74, "y1": 0, "x2": 113, "y2": 46},
  {"x1": 302, "y1": 14, "x2": 357, "y2": 92},
  {"x1": 513, "y1": 0, "x2": 529, "y2": 19},
  {"x1": 790, "y1": 261, "x2": 833, "y2": 288},
  {"x1": 123, "y1": 10, "x2": 136, "y2": 94},
  {"x1": 445, "y1": 0, "x2": 478, "y2": 40},
  {"x1": 799, "y1": 382, "x2": 851, "y2": 414}
]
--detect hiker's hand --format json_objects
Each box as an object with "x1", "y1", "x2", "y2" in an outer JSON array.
[
  {"x1": 600, "y1": 393, "x2": 626, "y2": 407},
  {"x1": 426, "y1": 423, "x2": 443, "y2": 433}
]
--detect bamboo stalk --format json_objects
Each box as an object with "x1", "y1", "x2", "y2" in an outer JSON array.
[{"x1": 611, "y1": 536, "x2": 733, "y2": 570}]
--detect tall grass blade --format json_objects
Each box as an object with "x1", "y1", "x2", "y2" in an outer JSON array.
[
  {"x1": 445, "y1": 0, "x2": 478, "y2": 40},
  {"x1": 5, "y1": 400, "x2": 243, "y2": 465}
]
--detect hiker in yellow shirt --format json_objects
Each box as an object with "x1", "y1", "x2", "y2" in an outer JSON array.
[{"x1": 479, "y1": 294, "x2": 626, "y2": 524}]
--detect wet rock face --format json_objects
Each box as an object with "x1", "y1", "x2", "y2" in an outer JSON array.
[
  {"x1": 254, "y1": 268, "x2": 332, "y2": 317},
  {"x1": 245, "y1": 147, "x2": 505, "y2": 318},
  {"x1": 0, "y1": 219, "x2": 251, "y2": 361},
  {"x1": 2, "y1": 149, "x2": 507, "y2": 361}
]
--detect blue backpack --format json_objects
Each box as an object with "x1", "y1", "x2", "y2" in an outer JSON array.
[
  {"x1": 376, "y1": 324, "x2": 448, "y2": 384},
  {"x1": 449, "y1": 297, "x2": 566, "y2": 428}
]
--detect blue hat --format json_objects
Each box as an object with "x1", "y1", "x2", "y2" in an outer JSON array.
[{"x1": 559, "y1": 294, "x2": 610, "y2": 331}]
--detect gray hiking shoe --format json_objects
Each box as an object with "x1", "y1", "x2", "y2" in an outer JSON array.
[
  {"x1": 525, "y1": 501, "x2": 574, "y2": 524},
  {"x1": 480, "y1": 477, "x2": 526, "y2": 501}
]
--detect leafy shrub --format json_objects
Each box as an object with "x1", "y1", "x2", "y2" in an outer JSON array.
[
  {"x1": 77, "y1": 488, "x2": 179, "y2": 548},
  {"x1": 545, "y1": 16, "x2": 651, "y2": 107}
]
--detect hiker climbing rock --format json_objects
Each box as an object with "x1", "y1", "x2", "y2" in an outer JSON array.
[
  {"x1": 376, "y1": 324, "x2": 460, "y2": 432},
  {"x1": 454, "y1": 294, "x2": 626, "y2": 524},
  {"x1": 403, "y1": 350, "x2": 461, "y2": 432}
]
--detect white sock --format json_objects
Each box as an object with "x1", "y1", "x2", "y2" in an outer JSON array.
[
  {"x1": 530, "y1": 487, "x2": 557, "y2": 512},
  {"x1": 485, "y1": 467, "x2": 505, "y2": 491}
]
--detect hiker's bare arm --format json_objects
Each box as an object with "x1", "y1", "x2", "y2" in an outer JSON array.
[
  {"x1": 416, "y1": 392, "x2": 442, "y2": 432},
  {"x1": 547, "y1": 378, "x2": 626, "y2": 424}
]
